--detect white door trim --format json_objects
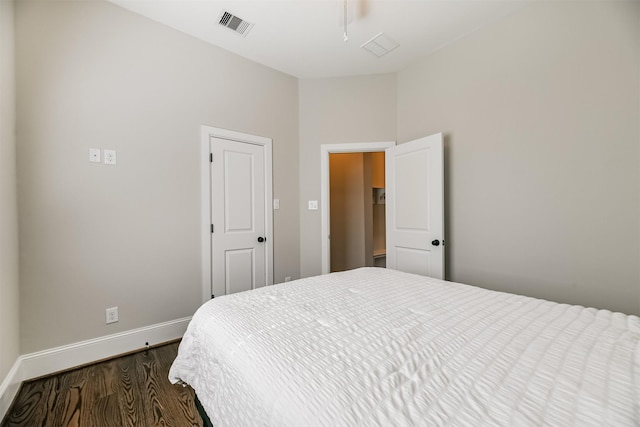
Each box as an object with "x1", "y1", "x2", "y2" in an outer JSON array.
[
  {"x1": 201, "y1": 125, "x2": 273, "y2": 303},
  {"x1": 320, "y1": 141, "x2": 396, "y2": 275}
]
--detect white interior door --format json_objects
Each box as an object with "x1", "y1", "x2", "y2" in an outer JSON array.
[
  {"x1": 211, "y1": 137, "x2": 266, "y2": 296},
  {"x1": 386, "y1": 133, "x2": 444, "y2": 279}
]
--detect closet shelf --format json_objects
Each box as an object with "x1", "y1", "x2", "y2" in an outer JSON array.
[{"x1": 373, "y1": 249, "x2": 386, "y2": 258}]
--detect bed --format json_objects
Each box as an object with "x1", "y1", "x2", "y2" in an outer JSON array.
[{"x1": 169, "y1": 267, "x2": 639, "y2": 426}]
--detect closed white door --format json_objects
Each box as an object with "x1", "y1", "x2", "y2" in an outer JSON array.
[
  {"x1": 385, "y1": 133, "x2": 444, "y2": 279},
  {"x1": 211, "y1": 137, "x2": 266, "y2": 296}
]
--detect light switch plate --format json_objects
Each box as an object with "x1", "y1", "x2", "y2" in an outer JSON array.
[
  {"x1": 106, "y1": 306, "x2": 118, "y2": 324},
  {"x1": 273, "y1": 199, "x2": 280, "y2": 210},
  {"x1": 89, "y1": 148, "x2": 101, "y2": 163},
  {"x1": 104, "y1": 149, "x2": 117, "y2": 165}
]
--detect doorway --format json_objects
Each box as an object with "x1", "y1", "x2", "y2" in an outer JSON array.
[
  {"x1": 329, "y1": 152, "x2": 386, "y2": 272},
  {"x1": 321, "y1": 134, "x2": 445, "y2": 279},
  {"x1": 320, "y1": 141, "x2": 395, "y2": 275}
]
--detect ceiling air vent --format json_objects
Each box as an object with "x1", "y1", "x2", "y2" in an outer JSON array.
[
  {"x1": 361, "y1": 32, "x2": 399, "y2": 57},
  {"x1": 218, "y1": 10, "x2": 254, "y2": 37}
]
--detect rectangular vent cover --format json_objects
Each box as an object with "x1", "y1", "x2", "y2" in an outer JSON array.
[
  {"x1": 218, "y1": 10, "x2": 254, "y2": 37},
  {"x1": 361, "y1": 32, "x2": 399, "y2": 57}
]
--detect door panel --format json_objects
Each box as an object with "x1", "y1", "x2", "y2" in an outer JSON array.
[
  {"x1": 386, "y1": 133, "x2": 444, "y2": 279},
  {"x1": 394, "y1": 150, "x2": 430, "y2": 230},
  {"x1": 224, "y1": 151, "x2": 255, "y2": 232},
  {"x1": 395, "y1": 247, "x2": 430, "y2": 277},
  {"x1": 211, "y1": 138, "x2": 266, "y2": 297},
  {"x1": 225, "y1": 248, "x2": 254, "y2": 294}
]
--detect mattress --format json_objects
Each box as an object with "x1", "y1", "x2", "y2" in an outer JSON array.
[{"x1": 169, "y1": 268, "x2": 640, "y2": 426}]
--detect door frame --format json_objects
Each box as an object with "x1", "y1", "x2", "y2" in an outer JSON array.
[
  {"x1": 201, "y1": 125, "x2": 273, "y2": 303},
  {"x1": 320, "y1": 141, "x2": 396, "y2": 275}
]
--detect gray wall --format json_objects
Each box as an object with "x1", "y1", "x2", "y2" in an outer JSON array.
[
  {"x1": 0, "y1": 0, "x2": 20, "y2": 381},
  {"x1": 298, "y1": 75, "x2": 397, "y2": 278},
  {"x1": 397, "y1": 1, "x2": 640, "y2": 314},
  {"x1": 15, "y1": 0, "x2": 299, "y2": 353}
]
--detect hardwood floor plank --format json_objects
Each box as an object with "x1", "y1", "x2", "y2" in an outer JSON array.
[
  {"x1": 84, "y1": 393, "x2": 123, "y2": 427},
  {"x1": 140, "y1": 345, "x2": 201, "y2": 427},
  {"x1": 154, "y1": 344, "x2": 202, "y2": 426},
  {"x1": 49, "y1": 369, "x2": 85, "y2": 426},
  {"x1": 1, "y1": 342, "x2": 201, "y2": 427},
  {"x1": 84, "y1": 359, "x2": 117, "y2": 401},
  {"x1": 116, "y1": 352, "x2": 148, "y2": 427},
  {"x1": 3, "y1": 379, "x2": 57, "y2": 427}
]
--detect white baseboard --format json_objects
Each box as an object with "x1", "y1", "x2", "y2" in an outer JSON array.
[
  {"x1": 0, "y1": 358, "x2": 22, "y2": 423},
  {"x1": 0, "y1": 317, "x2": 191, "y2": 421}
]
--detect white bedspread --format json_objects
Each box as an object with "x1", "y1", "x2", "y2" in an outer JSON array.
[{"x1": 169, "y1": 268, "x2": 640, "y2": 426}]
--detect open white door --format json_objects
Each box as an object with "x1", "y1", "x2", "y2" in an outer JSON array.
[{"x1": 386, "y1": 133, "x2": 444, "y2": 279}]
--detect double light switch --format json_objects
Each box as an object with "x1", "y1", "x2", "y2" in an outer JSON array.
[{"x1": 89, "y1": 148, "x2": 117, "y2": 165}]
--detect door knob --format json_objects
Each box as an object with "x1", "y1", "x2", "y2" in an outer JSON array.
[
  {"x1": 431, "y1": 239, "x2": 440, "y2": 247},
  {"x1": 257, "y1": 236, "x2": 266, "y2": 243}
]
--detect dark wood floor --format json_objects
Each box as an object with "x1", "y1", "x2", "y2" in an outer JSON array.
[{"x1": 1, "y1": 341, "x2": 202, "y2": 427}]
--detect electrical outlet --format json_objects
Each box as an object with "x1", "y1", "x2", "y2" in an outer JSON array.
[
  {"x1": 106, "y1": 306, "x2": 119, "y2": 324},
  {"x1": 284, "y1": 276, "x2": 292, "y2": 282}
]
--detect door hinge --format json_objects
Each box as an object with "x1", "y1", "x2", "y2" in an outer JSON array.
[
  {"x1": 211, "y1": 224, "x2": 214, "y2": 233},
  {"x1": 210, "y1": 153, "x2": 213, "y2": 163}
]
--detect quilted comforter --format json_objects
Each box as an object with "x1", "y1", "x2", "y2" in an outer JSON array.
[{"x1": 169, "y1": 268, "x2": 639, "y2": 426}]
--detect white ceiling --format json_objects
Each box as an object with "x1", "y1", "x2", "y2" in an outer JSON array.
[{"x1": 107, "y1": 0, "x2": 529, "y2": 79}]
